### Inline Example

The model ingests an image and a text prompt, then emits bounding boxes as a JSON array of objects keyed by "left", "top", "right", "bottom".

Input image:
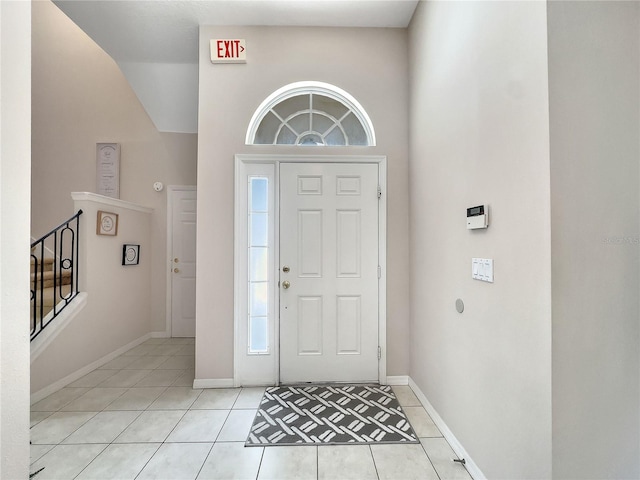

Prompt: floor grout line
[{"left": 31, "top": 340, "right": 471, "bottom": 480}]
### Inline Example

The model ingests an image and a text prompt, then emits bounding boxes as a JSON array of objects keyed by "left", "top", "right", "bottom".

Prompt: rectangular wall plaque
[{"left": 96, "top": 143, "right": 120, "bottom": 198}]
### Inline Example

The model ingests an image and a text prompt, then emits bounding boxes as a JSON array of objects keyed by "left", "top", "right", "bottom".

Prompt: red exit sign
[{"left": 210, "top": 39, "right": 247, "bottom": 64}]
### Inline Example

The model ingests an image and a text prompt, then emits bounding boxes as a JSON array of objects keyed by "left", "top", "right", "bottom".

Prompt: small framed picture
[
  {"left": 96, "top": 210, "right": 118, "bottom": 236},
  {"left": 122, "top": 244, "right": 140, "bottom": 265}
]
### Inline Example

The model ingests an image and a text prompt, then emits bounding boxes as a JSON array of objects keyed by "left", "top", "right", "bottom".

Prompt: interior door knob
[
  {"left": 173, "top": 268, "right": 180, "bottom": 273},
  {"left": 282, "top": 280, "right": 290, "bottom": 289}
]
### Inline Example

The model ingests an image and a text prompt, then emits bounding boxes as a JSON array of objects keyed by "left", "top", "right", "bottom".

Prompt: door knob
[
  {"left": 173, "top": 268, "right": 180, "bottom": 273},
  {"left": 282, "top": 280, "right": 290, "bottom": 289}
]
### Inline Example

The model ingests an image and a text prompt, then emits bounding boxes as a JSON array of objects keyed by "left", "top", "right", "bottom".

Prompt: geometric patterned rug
[{"left": 245, "top": 384, "right": 419, "bottom": 446}]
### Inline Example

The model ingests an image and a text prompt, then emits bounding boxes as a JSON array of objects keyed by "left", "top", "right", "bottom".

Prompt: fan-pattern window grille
[{"left": 246, "top": 82, "right": 375, "bottom": 146}]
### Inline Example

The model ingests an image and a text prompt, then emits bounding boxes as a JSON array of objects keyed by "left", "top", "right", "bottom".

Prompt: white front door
[
  {"left": 279, "top": 163, "right": 379, "bottom": 383},
  {"left": 170, "top": 187, "right": 197, "bottom": 337}
]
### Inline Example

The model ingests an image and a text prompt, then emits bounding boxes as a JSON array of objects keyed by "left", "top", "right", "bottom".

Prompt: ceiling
[
  {"left": 52, "top": 0, "right": 419, "bottom": 133},
  {"left": 53, "top": 0, "right": 420, "bottom": 64}
]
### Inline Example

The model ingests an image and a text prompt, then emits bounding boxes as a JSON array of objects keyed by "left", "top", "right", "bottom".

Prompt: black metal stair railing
[{"left": 30, "top": 210, "right": 83, "bottom": 341}]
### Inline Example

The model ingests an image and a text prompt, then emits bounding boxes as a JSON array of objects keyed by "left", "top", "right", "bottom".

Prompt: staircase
[
  {"left": 30, "top": 255, "right": 72, "bottom": 318},
  {"left": 30, "top": 210, "right": 82, "bottom": 341}
]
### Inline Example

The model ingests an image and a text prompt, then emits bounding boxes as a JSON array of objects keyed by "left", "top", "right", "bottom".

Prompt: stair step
[
  {"left": 31, "top": 269, "right": 72, "bottom": 288},
  {"left": 31, "top": 286, "right": 73, "bottom": 330},
  {"left": 31, "top": 284, "right": 73, "bottom": 310},
  {"left": 30, "top": 257, "right": 54, "bottom": 273}
]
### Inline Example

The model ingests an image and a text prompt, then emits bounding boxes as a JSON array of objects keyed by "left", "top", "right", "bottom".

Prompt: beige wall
[
  {"left": 31, "top": 195, "right": 153, "bottom": 394},
  {"left": 24, "top": 1, "right": 640, "bottom": 476},
  {"left": 548, "top": 2, "right": 640, "bottom": 477},
  {"left": 0, "top": 1, "right": 32, "bottom": 477},
  {"left": 196, "top": 26, "right": 410, "bottom": 381},
  {"left": 31, "top": 1, "right": 198, "bottom": 334},
  {"left": 408, "top": 2, "right": 552, "bottom": 478}
]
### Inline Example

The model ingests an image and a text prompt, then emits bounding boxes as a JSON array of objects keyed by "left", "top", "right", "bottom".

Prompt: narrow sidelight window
[{"left": 248, "top": 177, "right": 269, "bottom": 353}]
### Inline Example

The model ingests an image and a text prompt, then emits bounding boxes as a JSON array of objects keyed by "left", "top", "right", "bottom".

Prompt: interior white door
[
  {"left": 171, "top": 188, "right": 197, "bottom": 337},
  {"left": 280, "top": 163, "right": 379, "bottom": 383}
]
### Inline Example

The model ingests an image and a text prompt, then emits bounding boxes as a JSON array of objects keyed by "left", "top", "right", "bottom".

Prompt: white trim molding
[
  {"left": 234, "top": 160, "right": 278, "bottom": 387},
  {"left": 71, "top": 191, "right": 153, "bottom": 213},
  {"left": 408, "top": 377, "right": 486, "bottom": 480},
  {"left": 245, "top": 81, "right": 376, "bottom": 146},
  {"left": 31, "top": 332, "right": 152, "bottom": 404},
  {"left": 234, "top": 154, "right": 387, "bottom": 386},
  {"left": 386, "top": 375, "right": 409, "bottom": 386},
  {"left": 193, "top": 378, "right": 235, "bottom": 389}
]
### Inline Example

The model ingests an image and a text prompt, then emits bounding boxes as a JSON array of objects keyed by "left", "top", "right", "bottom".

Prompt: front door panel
[{"left": 280, "top": 163, "right": 379, "bottom": 383}]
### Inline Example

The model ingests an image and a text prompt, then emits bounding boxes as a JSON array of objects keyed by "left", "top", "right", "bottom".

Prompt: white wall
[
  {"left": 31, "top": 194, "right": 153, "bottom": 394},
  {"left": 0, "top": 1, "right": 31, "bottom": 477},
  {"left": 548, "top": 2, "right": 640, "bottom": 477},
  {"left": 119, "top": 62, "right": 199, "bottom": 133},
  {"left": 408, "top": 2, "right": 552, "bottom": 478},
  {"left": 31, "top": 0, "right": 198, "bottom": 335},
  {"left": 196, "top": 26, "right": 410, "bottom": 382}
]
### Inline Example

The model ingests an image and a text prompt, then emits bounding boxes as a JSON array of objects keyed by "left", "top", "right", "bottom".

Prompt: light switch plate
[{"left": 472, "top": 258, "right": 494, "bottom": 283}]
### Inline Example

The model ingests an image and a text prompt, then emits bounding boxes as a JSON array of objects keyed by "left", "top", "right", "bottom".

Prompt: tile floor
[{"left": 30, "top": 337, "right": 472, "bottom": 480}]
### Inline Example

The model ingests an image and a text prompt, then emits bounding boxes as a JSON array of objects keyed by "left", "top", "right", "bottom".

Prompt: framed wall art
[
  {"left": 96, "top": 143, "right": 120, "bottom": 199},
  {"left": 122, "top": 244, "right": 140, "bottom": 265},
  {"left": 96, "top": 210, "right": 118, "bottom": 236}
]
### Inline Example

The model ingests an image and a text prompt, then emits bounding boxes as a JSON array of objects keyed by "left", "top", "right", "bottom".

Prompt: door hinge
[
  {"left": 378, "top": 346, "right": 382, "bottom": 360},
  {"left": 377, "top": 265, "right": 381, "bottom": 279},
  {"left": 377, "top": 185, "right": 382, "bottom": 199}
]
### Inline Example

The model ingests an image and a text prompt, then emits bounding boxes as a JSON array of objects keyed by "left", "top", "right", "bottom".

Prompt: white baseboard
[
  {"left": 386, "top": 375, "right": 409, "bottom": 385},
  {"left": 193, "top": 378, "right": 235, "bottom": 389},
  {"left": 151, "top": 331, "right": 170, "bottom": 338},
  {"left": 408, "top": 377, "right": 486, "bottom": 480},
  {"left": 31, "top": 332, "right": 152, "bottom": 404}
]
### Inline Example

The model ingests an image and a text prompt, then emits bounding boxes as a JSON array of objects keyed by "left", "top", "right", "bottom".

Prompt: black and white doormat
[{"left": 245, "top": 385, "right": 419, "bottom": 446}]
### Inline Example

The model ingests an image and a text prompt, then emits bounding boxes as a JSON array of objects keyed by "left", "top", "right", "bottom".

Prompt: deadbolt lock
[
  {"left": 282, "top": 265, "right": 290, "bottom": 273},
  {"left": 174, "top": 258, "right": 179, "bottom": 263}
]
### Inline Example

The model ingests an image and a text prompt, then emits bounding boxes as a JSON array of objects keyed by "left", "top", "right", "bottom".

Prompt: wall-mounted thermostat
[{"left": 467, "top": 205, "right": 489, "bottom": 229}]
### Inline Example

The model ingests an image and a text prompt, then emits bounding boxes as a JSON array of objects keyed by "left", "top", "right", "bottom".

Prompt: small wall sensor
[
  {"left": 153, "top": 182, "right": 164, "bottom": 192},
  {"left": 467, "top": 205, "right": 489, "bottom": 229}
]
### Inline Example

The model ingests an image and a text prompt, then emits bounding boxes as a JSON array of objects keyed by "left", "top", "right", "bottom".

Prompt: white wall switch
[{"left": 472, "top": 258, "right": 494, "bottom": 283}]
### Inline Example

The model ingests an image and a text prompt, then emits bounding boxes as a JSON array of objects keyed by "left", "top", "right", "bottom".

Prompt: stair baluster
[{"left": 30, "top": 210, "right": 83, "bottom": 341}]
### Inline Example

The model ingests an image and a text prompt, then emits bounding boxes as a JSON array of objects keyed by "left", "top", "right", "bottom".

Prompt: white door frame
[
  {"left": 234, "top": 154, "right": 387, "bottom": 386},
  {"left": 166, "top": 185, "right": 197, "bottom": 337}
]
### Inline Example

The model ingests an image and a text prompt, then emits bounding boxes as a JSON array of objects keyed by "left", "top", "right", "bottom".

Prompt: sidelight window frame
[{"left": 234, "top": 155, "right": 387, "bottom": 387}]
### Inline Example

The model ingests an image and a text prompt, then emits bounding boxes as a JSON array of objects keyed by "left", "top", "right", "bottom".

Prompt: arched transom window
[{"left": 246, "top": 82, "right": 376, "bottom": 146}]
